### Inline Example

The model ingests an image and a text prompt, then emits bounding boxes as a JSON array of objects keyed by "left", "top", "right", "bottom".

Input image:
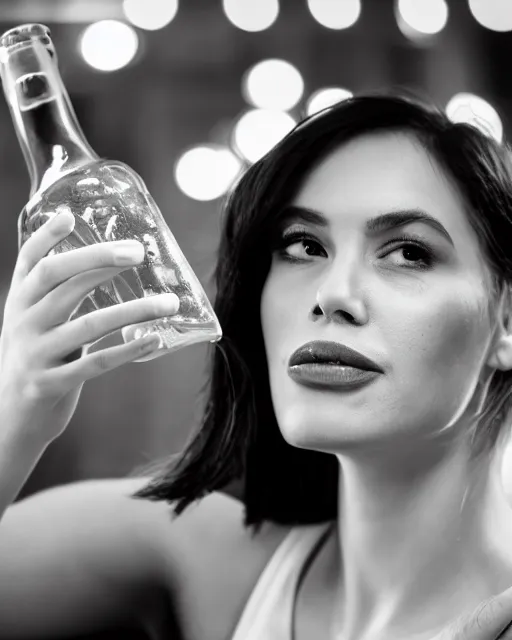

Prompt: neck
[
  {"left": 329, "top": 438, "right": 512, "bottom": 640},
  {"left": 0, "top": 36, "right": 98, "bottom": 196},
  {"left": 15, "top": 94, "right": 98, "bottom": 195}
]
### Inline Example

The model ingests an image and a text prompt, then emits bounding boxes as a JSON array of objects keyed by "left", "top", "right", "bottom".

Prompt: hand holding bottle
[{"left": 0, "top": 209, "right": 179, "bottom": 445}]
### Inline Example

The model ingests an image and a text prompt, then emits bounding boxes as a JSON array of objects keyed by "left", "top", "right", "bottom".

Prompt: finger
[
  {"left": 17, "top": 238, "right": 145, "bottom": 310},
  {"left": 12, "top": 210, "right": 76, "bottom": 287},
  {"left": 35, "top": 333, "right": 165, "bottom": 395},
  {"left": 40, "top": 293, "right": 180, "bottom": 359},
  {"left": 27, "top": 265, "right": 135, "bottom": 329},
  {"left": 440, "top": 586, "right": 512, "bottom": 640}
]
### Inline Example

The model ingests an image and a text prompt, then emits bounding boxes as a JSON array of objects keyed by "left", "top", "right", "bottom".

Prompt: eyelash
[{"left": 274, "top": 230, "right": 435, "bottom": 270}]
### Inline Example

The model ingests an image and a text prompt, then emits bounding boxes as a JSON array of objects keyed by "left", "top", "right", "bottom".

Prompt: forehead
[{"left": 293, "top": 131, "right": 468, "bottom": 231}]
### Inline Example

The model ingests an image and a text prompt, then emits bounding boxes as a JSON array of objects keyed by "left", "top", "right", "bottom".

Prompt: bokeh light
[
  {"left": 243, "top": 59, "right": 304, "bottom": 111},
  {"left": 174, "top": 145, "right": 242, "bottom": 201},
  {"left": 396, "top": 0, "right": 448, "bottom": 37},
  {"left": 122, "top": 0, "right": 178, "bottom": 31},
  {"left": 80, "top": 21, "right": 139, "bottom": 71},
  {"left": 468, "top": 0, "right": 512, "bottom": 32},
  {"left": 223, "top": 0, "right": 279, "bottom": 32},
  {"left": 446, "top": 93, "right": 503, "bottom": 143},
  {"left": 306, "top": 87, "right": 353, "bottom": 115},
  {"left": 307, "top": 0, "right": 361, "bottom": 29},
  {"left": 233, "top": 109, "right": 296, "bottom": 163}
]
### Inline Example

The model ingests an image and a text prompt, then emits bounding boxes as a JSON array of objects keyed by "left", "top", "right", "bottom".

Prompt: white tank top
[{"left": 230, "top": 521, "right": 334, "bottom": 640}]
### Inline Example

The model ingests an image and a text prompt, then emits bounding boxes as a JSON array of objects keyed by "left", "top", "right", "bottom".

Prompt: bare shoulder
[
  {"left": 123, "top": 478, "right": 293, "bottom": 640},
  {"left": 0, "top": 475, "right": 185, "bottom": 637}
]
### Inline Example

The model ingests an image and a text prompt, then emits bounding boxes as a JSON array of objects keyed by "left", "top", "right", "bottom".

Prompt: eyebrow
[{"left": 279, "top": 205, "right": 454, "bottom": 247}]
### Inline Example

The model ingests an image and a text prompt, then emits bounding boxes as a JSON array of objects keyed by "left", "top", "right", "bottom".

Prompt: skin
[{"left": 260, "top": 131, "right": 512, "bottom": 640}]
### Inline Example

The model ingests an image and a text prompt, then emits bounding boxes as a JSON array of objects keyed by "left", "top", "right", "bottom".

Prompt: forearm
[{"left": 0, "top": 411, "right": 50, "bottom": 523}]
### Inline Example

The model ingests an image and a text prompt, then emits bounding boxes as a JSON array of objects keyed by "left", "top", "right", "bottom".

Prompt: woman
[{"left": 1, "top": 92, "right": 512, "bottom": 640}]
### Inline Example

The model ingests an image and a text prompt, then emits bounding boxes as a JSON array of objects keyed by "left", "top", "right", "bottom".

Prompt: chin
[
  {"left": 276, "top": 403, "right": 398, "bottom": 455},
  {"left": 278, "top": 412, "right": 349, "bottom": 453}
]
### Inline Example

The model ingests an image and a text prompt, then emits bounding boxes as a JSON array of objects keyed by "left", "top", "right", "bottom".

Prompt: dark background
[{"left": 0, "top": 0, "right": 512, "bottom": 499}]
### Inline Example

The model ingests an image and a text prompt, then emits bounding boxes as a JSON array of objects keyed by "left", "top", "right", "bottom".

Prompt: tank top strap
[{"left": 230, "top": 521, "right": 333, "bottom": 640}]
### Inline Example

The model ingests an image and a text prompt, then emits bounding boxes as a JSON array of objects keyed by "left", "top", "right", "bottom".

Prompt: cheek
[
  {"left": 260, "top": 272, "right": 295, "bottom": 349},
  {"left": 389, "top": 290, "right": 489, "bottom": 385}
]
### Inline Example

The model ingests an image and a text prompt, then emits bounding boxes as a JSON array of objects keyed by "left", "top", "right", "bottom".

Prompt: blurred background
[{"left": 1, "top": 0, "right": 512, "bottom": 500}]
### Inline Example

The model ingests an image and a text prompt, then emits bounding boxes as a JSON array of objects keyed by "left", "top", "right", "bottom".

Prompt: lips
[{"left": 288, "top": 340, "right": 383, "bottom": 373}]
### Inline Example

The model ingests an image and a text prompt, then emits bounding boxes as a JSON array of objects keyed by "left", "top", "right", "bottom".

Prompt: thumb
[{"left": 438, "top": 586, "right": 512, "bottom": 640}]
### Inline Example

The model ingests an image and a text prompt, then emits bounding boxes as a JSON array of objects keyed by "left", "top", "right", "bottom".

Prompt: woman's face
[{"left": 260, "top": 131, "right": 498, "bottom": 455}]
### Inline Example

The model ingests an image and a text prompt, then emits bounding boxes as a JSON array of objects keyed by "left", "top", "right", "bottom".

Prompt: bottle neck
[{"left": 0, "top": 37, "right": 98, "bottom": 195}]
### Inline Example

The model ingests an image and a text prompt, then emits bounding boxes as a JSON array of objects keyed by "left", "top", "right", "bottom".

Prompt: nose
[{"left": 312, "top": 252, "right": 369, "bottom": 325}]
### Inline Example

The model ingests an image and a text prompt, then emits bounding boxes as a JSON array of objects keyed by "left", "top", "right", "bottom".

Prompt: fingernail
[
  {"left": 150, "top": 334, "right": 163, "bottom": 350},
  {"left": 114, "top": 240, "right": 145, "bottom": 264},
  {"left": 52, "top": 210, "right": 75, "bottom": 230},
  {"left": 156, "top": 293, "right": 179, "bottom": 313},
  {"left": 138, "top": 332, "right": 163, "bottom": 349}
]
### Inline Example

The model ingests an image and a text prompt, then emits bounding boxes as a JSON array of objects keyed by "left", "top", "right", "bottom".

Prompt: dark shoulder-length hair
[{"left": 132, "top": 91, "right": 512, "bottom": 531}]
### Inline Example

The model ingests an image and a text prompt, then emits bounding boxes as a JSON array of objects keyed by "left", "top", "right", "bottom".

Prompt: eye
[
  {"left": 385, "top": 236, "right": 435, "bottom": 269},
  {"left": 275, "top": 232, "right": 326, "bottom": 261},
  {"left": 274, "top": 230, "right": 435, "bottom": 270}
]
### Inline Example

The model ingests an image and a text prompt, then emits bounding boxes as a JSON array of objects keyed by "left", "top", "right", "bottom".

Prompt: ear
[
  {"left": 487, "top": 334, "right": 512, "bottom": 371},
  {"left": 487, "top": 290, "right": 512, "bottom": 371}
]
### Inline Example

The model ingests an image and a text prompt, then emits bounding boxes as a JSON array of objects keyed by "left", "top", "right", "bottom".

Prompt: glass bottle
[{"left": 0, "top": 23, "right": 222, "bottom": 362}]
